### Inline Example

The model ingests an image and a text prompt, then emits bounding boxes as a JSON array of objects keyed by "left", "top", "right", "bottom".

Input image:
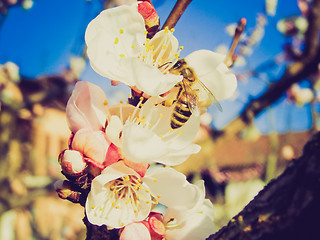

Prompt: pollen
[
  {"left": 114, "top": 37, "right": 119, "bottom": 44},
  {"left": 164, "top": 26, "right": 169, "bottom": 33},
  {"left": 179, "top": 46, "right": 184, "bottom": 50},
  {"left": 131, "top": 45, "right": 135, "bottom": 49},
  {"left": 112, "top": 202, "right": 116, "bottom": 207},
  {"left": 115, "top": 205, "right": 120, "bottom": 209},
  {"left": 119, "top": 29, "right": 124, "bottom": 34},
  {"left": 145, "top": 189, "right": 149, "bottom": 193},
  {"left": 157, "top": 194, "right": 161, "bottom": 198},
  {"left": 170, "top": 28, "right": 175, "bottom": 32},
  {"left": 153, "top": 178, "right": 157, "bottom": 183},
  {"left": 104, "top": 100, "right": 108, "bottom": 106}
]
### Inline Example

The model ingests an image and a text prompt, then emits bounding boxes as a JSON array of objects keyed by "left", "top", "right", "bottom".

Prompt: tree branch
[
  {"left": 208, "top": 131, "right": 320, "bottom": 240},
  {"left": 161, "top": 0, "right": 192, "bottom": 30}
]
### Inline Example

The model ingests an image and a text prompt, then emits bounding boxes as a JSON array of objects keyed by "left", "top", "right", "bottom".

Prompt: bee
[{"left": 166, "top": 59, "right": 222, "bottom": 129}]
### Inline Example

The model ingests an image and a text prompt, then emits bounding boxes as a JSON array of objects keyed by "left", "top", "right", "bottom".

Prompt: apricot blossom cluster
[{"left": 55, "top": 2, "right": 237, "bottom": 240}]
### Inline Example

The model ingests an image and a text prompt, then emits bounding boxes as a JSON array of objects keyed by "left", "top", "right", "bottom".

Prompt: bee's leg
[{"left": 156, "top": 99, "right": 176, "bottom": 107}]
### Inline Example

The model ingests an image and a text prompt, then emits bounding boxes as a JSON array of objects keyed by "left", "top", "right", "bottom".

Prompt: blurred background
[{"left": 0, "top": 0, "right": 319, "bottom": 239}]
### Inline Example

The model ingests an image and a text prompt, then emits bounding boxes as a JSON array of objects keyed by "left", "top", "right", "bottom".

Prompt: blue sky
[{"left": 0, "top": 0, "right": 313, "bottom": 134}]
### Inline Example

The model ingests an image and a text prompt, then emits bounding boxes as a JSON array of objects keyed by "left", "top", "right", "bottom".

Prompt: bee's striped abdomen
[{"left": 170, "top": 94, "right": 192, "bottom": 129}]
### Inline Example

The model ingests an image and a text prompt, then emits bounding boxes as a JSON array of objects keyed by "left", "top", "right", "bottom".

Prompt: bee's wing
[
  {"left": 181, "top": 78, "right": 200, "bottom": 114},
  {"left": 195, "top": 79, "right": 223, "bottom": 112}
]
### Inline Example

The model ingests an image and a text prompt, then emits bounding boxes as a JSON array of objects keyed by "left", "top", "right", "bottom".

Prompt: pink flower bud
[{"left": 60, "top": 149, "right": 87, "bottom": 176}]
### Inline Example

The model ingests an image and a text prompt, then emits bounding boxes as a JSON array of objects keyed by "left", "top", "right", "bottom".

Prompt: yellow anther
[
  {"left": 146, "top": 201, "right": 150, "bottom": 204},
  {"left": 145, "top": 189, "right": 149, "bottom": 193},
  {"left": 119, "top": 29, "right": 124, "bottom": 34},
  {"left": 104, "top": 100, "right": 109, "bottom": 106},
  {"left": 120, "top": 100, "right": 124, "bottom": 104},
  {"left": 175, "top": 53, "right": 179, "bottom": 59},
  {"left": 157, "top": 194, "right": 161, "bottom": 198},
  {"left": 134, "top": 209, "right": 137, "bottom": 213},
  {"left": 131, "top": 45, "right": 135, "bottom": 49},
  {"left": 164, "top": 26, "right": 169, "bottom": 33},
  {"left": 153, "top": 178, "right": 157, "bottom": 183},
  {"left": 144, "top": 30, "right": 148, "bottom": 35},
  {"left": 114, "top": 37, "right": 119, "bottom": 44},
  {"left": 148, "top": 123, "right": 152, "bottom": 128},
  {"left": 110, "top": 186, "right": 115, "bottom": 190},
  {"left": 91, "top": 205, "right": 95, "bottom": 209},
  {"left": 154, "top": 200, "right": 159, "bottom": 204},
  {"left": 146, "top": 38, "right": 150, "bottom": 43},
  {"left": 169, "top": 128, "right": 173, "bottom": 132},
  {"left": 119, "top": 54, "right": 125, "bottom": 58},
  {"left": 121, "top": 222, "right": 125, "bottom": 227},
  {"left": 99, "top": 207, "right": 103, "bottom": 211},
  {"left": 159, "top": 135, "right": 163, "bottom": 138},
  {"left": 170, "top": 28, "right": 175, "bottom": 32},
  {"left": 162, "top": 45, "right": 167, "bottom": 50},
  {"left": 178, "top": 131, "right": 182, "bottom": 135},
  {"left": 139, "top": 97, "right": 144, "bottom": 101},
  {"left": 115, "top": 205, "right": 120, "bottom": 209},
  {"left": 112, "top": 202, "right": 116, "bottom": 207},
  {"left": 124, "top": 175, "right": 130, "bottom": 181},
  {"left": 179, "top": 46, "right": 184, "bottom": 50}
]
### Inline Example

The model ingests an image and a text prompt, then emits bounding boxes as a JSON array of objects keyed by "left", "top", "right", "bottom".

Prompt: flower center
[
  {"left": 113, "top": 26, "right": 183, "bottom": 74},
  {"left": 107, "top": 175, "right": 142, "bottom": 212}
]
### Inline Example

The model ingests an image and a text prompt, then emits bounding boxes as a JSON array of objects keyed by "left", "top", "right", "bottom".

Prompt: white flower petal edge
[
  {"left": 66, "top": 81, "right": 108, "bottom": 133},
  {"left": 86, "top": 161, "right": 152, "bottom": 228},
  {"left": 163, "top": 180, "right": 215, "bottom": 240},
  {"left": 185, "top": 49, "right": 237, "bottom": 101},
  {"left": 142, "top": 167, "right": 203, "bottom": 210},
  {"left": 165, "top": 199, "right": 215, "bottom": 240}
]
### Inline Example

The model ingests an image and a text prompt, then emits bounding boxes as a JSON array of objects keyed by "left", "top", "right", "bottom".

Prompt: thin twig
[
  {"left": 161, "top": 0, "right": 192, "bottom": 30},
  {"left": 225, "top": 18, "right": 247, "bottom": 68}
]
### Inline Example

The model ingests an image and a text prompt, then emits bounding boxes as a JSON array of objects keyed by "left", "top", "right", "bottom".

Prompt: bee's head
[{"left": 169, "top": 59, "right": 186, "bottom": 75}]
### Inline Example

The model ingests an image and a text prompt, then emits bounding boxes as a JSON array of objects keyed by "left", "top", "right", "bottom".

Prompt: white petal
[
  {"left": 66, "top": 81, "right": 108, "bottom": 133},
  {"left": 165, "top": 199, "right": 215, "bottom": 240},
  {"left": 121, "top": 122, "right": 168, "bottom": 163},
  {"left": 149, "top": 29, "right": 179, "bottom": 65},
  {"left": 165, "top": 112, "right": 200, "bottom": 150},
  {"left": 124, "top": 58, "right": 182, "bottom": 96},
  {"left": 85, "top": 5, "right": 146, "bottom": 83},
  {"left": 105, "top": 115, "right": 123, "bottom": 147},
  {"left": 185, "top": 49, "right": 237, "bottom": 100},
  {"left": 143, "top": 167, "right": 203, "bottom": 209},
  {"left": 160, "top": 144, "right": 201, "bottom": 166}
]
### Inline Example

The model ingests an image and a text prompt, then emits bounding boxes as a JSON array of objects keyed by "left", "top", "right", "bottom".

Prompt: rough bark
[{"left": 208, "top": 131, "right": 320, "bottom": 240}]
